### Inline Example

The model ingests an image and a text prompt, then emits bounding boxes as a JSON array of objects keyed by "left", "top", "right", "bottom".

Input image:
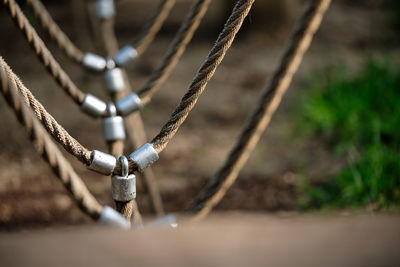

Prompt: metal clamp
[
  {"left": 82, "top": 53, "right": 106, "bottom": 72},
  {"left": 103, "top": 102, "right": 126, "bottom": 141},
  {"left": 104, "top": 67, "right": 125, "bottom": 93},
  {"left": 87, "top": 150, "right": 116, "bottom": 175},
  {"left": 111, "top": 156, "right": 136, "bottom": 201},
  {"left": 81, "top": 94, "right": 107, "bottom": 117},
  {"left": 115, "top": 92, "right": 142, "bottom": 116},
  {"left": 95, "top": 0, "right": 115, "bottom": 19},
  {"left": 114, "top": 46, "right": 137, "bottom": 67},
  {"left": 98, "top": 206, "right": 130, "bottom": 229},
  {"left": 129, "top": 143, "right": 159, "bottom": 172},
  {"left": 148, "top": 214, "right": 178, "bottom": 229}
]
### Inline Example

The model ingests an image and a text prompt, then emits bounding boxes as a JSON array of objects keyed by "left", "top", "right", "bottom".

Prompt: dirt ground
[{"left": 0, "top": 0, "right": 399, "bottom": 228}]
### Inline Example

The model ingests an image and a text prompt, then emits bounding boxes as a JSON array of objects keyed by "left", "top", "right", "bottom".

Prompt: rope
[
  {"left": 26, "top": 0, "right": 175, "bottom": 60},
  {"left": 186, "top": 0, "right": 332, "bottom": 219},
  {"left": 0, "top": 56, "right": 103, "bottom": 220},
  {"left": 134, "top": 0, "right": 176, "bottom": 55},
  {"left": 26, "top": 0, "right": 85, "bottom": 63},
  {"left": 2, "top": 0, "right": 86, "bottom": 105},
  {"left": 138, "top": 0, "right": 212, "bottom": 105},
  {"left": 0, "top": 58, "right": 92, "bottom": 165},
  {"left": 150, "top": 0, "right": 255, "bottom": 152}
]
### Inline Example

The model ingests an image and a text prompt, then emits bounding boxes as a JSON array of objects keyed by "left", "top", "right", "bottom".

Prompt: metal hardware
[
  {"left": 104, "top": 68, "right": 125, "bottom": 93},
  {"left": 82, "top": 53, "right": 106, "bottom": 72},
  {"left": 148, "top": 214, "right": 178, "bottom": 229},
  {"left": 105, "top": 58, "right": 116, "bottom": 70},
  {"left": 98, "top": 206, "right": 130, "bottom": 229},
  {"left": 103, "top": 102, "right": 126, "bottom": 141},
  {"left": 114, "top": 45, "right": 137, "bottom": 67},
  {"left": 81, "top": 94, "right": 107, "bottom": 117},
  {"left": 120, "top": 155, "right": 129, "bottom": 177},
  {"left": 129, "top": 143, "right": 159, "bottom": 172},
  {"left": 111, "top": 174, "right": 136, "bottom": 201},
  {"left": 115, "top": 92, "right": 142, "bottom": 116},
  {"left": 111, "top": 156, "right": 136, "bottom": 201},
  {"left": 87, "top": 150, "right": 116, "bottom": 175},
  {"left": 95, "top": 0, "right": 115, "bottom": 19}
]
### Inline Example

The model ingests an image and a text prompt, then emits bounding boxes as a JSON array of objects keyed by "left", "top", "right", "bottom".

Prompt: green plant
[{"left": 297, "top": 59, "right": 400, "bottom": 209}]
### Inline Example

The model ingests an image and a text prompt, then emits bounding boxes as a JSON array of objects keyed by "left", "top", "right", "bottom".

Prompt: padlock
[
  {"left": 103, "top": 102, "right": 126, "bottom": 141},
  {"left": 111, "top": 174, "right": 136, "bottom": 201},
  {"left": 104, "top": 67, "right": 125, "bottom": 93},
  {"left": 111, "top": 156, "right": 136, "bottom": 201},
  {"left": 95, "top": 0, "right": 115, "bottom": 19},
  {"left": 114, "top": 46, "right": 137, "bottom": 67}
]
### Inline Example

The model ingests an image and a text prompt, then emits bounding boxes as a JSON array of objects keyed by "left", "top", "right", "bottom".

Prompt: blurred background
[{"left": 0, "top": 0, "right": 399, "bottom": 229}]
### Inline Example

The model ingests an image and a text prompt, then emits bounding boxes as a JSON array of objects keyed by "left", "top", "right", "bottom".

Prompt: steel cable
[
  {"left": 26, "top": 0, "right": 85, "bottom": 63},
  {"left": 150, "top": 0, "right": 255, "bottom": 153},
  {"left": 2, "top": 0, "right": 86, "bottom": 105},
  {"left": 0, "top": 56, "right": 103, "bottom": 220},
  {"left": 137, "top": 0, "right": 212, "bottom": 105},
  {"left": 186, "top": 0, "right": 332, "bottom": 219}
]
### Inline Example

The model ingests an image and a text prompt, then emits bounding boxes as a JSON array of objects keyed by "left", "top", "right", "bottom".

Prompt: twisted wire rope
[
  {"left": 26, "top": 0, "right": 85, "bottom": 63},
  {"left": 0, "top": 56, "right": 103, "bottom": 220},
  {"left": 150, "top": 0, "right": 255, "bottom": 152},
  {"left": 2, "top": 0, "right": 86, "bottom": 105},
  {"left": 186, "top": 0, "right": 332, "bottom": 219},
  {"left": 138, "top": 0, "right": 212, "bottom": 104}
]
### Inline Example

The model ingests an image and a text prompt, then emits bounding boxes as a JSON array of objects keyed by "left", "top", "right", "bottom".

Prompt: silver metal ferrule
[
  {"left": 82, "top": 53, "right": 106, "bottom": 72},
  {"left": 98, "top": 206, "right": 130, "bottom": 229},
  {"left": 104, "top": 68, "right": 125, "bottom": 93},
  {"left": 95, "top": 0, "right": 115, "bottom": 19},
  {"left": 111, "top": 174, "right": 136, "bottom": 201},
  {"left": 148, "top": 214, "right": 178, "bottom": 229},
  {"left": 81, "top": 94, "right": 107, "bottom": 117},
  {"left": 87, "top": 150, "right": 116, "bottom": 175},
  {"left": 103, "top": 102, "right": 126, "bottom": 141},
  {"left": 114, "top": 45, "right": 138, "bottom": 67},
  {"left": 129, "top": 143, "right": 159, "bottom": 172},
  {"left": 115, "top": 92, "right": 142, "bottom": 116}
]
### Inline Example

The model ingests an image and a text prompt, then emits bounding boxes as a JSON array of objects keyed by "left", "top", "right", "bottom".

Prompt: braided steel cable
[
  {"left": 26, "top": 0, "right": 85, "bottom": 63},
  {"left": 0, "top": 56, "right": 103, "bottom": 220},
  {"left": 133, "top": 0, "right": 176, "bottom": 55},
  {"left": 150, "top": 0, "right": 255, "bottom": 153},
  {"left": 2, "top": 0, "right": 86, "bottom": 105},
  {"left": 27, "top": 0, "right": 175, "bottom": 60},
  {"left": 14, "top": 73, "right": 92, "bottom": 165},
  {"left": 137, "top": 0, "right": 212, "bottom": 105},
  {"left": 186, "top": 0, "right": 332, "bottom": 219}
]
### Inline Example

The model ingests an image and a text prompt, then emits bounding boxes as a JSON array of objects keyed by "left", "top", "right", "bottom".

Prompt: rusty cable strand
[
  {"left": 2, "top": 0, "right": 86, "bottom": 105},
  {"left": 137, "top": 0, "right": 212, "bottom": 105},
  {"left": 150, "top": 0, "right": 255, "bottom": 153},
  {"left": 186, "top": 0, "right": 332, "bottom": 220},
  {"left": 0, "top": 56, "right": 103, "bottom": 220},
  {"left": 26, "top": 0, "right": 85, "bottom": 63}
]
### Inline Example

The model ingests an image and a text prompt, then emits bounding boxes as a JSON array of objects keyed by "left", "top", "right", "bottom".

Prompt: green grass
[{"left": 296, "top": 59, "right": 400, "bottom": 210}]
